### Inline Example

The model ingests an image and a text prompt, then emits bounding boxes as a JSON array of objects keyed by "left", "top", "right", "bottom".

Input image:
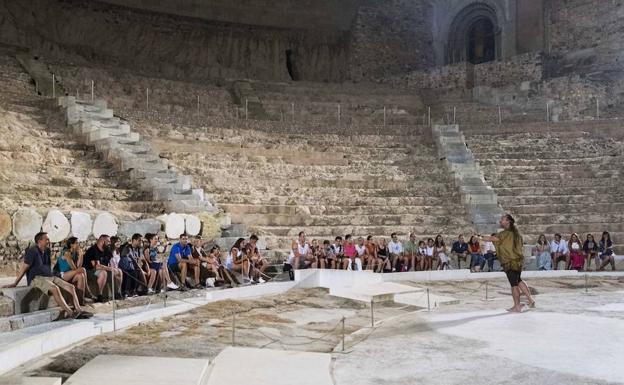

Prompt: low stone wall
[
  {"left": 404, "top": 62, "right": 471, "bottom": 90},
  {"left": 473, "top": 52, "right": 543, "bottom": 88}
]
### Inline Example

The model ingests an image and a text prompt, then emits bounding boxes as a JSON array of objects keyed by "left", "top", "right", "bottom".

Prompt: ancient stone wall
[
  {"left": 0, "top": 0, "right": 349, "bottom": 82},
  {"left": 473, "top": 52, "right": 543, "bottom": 88},
  {"left": 98, "top": 0, "right": 360, "bottom": 32},
  {"left": 546, "top": 0, "right": 624, "bottom": 78},
  {"left": 403, "top": 62, "right": 471, "bottom": 90},
  {"left": 347, "top": 0, "right": 435, "bottom": 82}
]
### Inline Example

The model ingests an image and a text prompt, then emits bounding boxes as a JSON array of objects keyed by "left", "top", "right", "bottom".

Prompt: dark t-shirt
[
  {"left": 452, "top": 241, "right": 468, "bottom": 254},
  {"left": 24, "top": 246, "right": 53, "bottom": 285},
  {"left": 84, "top": 244, "right": 108, "bottom": 270}
]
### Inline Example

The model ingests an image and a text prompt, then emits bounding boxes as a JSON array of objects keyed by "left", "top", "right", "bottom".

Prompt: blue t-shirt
[
  {"left": 452, "top": 241, "right": 468, "bottom": 254},
  {"left": 168, "top": 243, "right": 192, "bottom": 265}
]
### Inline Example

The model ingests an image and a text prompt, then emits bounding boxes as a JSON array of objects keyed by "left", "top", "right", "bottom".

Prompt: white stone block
[
  {"left": 165, "top": 213, "right": 185, "bottom": 239},
  {"left": 70, "top": 211, "right": 92, "bottom": 242},
  {"left": 42, "top": 210, "right": 71, "bottom": 243},
  {"left": 184, "top": 215, "right": 201, "bottom": 236},
  {"left": 12, "top": 208, "right": 43, "bottom": 242},
  {"left": 92, "top": 212, "right": 118, "bottom": 238}
]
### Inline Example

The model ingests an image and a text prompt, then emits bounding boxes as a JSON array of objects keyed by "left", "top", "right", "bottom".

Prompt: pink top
[{"left": 344, "top": 243, "right": 357, "bottom": 258}]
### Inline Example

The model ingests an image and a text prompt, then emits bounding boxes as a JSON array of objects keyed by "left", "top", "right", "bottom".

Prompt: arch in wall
[{"left": 446, "top": 3, "right": 501, "bottom": 64}]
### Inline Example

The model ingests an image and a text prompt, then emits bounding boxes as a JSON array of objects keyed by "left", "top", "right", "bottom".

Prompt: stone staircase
[
  {"left": 432, "top": 124, "right": 503, "bottom": 234},
  {"left": 465, "top": 127, "right": 624, "bottom": 253},
  {"left": 59, "top": 96, "right": 214, "bottom": 214},
  {"left": 0, "top": 47, "right": 165, "bottom": 221}
]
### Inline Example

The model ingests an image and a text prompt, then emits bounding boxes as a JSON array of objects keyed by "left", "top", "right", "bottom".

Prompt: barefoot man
[{"left": 480, "top": 214, "right": 535, "bottom": 313}]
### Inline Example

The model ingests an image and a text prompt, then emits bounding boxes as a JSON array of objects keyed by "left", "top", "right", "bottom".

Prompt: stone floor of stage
[{"left": 8, "top": 275, "right": 624, "bottom": 385}]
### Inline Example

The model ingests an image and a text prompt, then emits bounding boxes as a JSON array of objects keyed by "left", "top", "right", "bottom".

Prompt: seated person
[
  {"left": 451, "top": 234, "right": 469, "bottom": 269},
  {"left": 227, "top": 246, "right": 253, "bottom": 284},
  {"left": 550, "top": 233, "right": 570, "bottom": 270},
  {"left": 482, "top": 234, "right": 498, "bottom": 272},
  {"left": 56, "top": 236, "right": 93, "bottom": 303},
  {"left": 568, "top": 233, "right": 585, "bottom": 271},
  {"left": 468, "top": 235, "right": 484, "bottom": 272},
  {"left": 331, "top": 236, "right": 344, "bottom": 270},
  {"left": 249, "top": 234, "right": 269, "bottom": 281},
  {"left": 388, "top": 233, "right": 403, "bottom": 272},
  {"left": 533, "top": 234, "right": 551, "bottom": 271},
  {"left": 168, "top": 233, "right": 201, "bottom": 289},
  {"left": 84, "top": 234, "right": 116, "bottom": 301},
  {"left": 364, "top": 235, "right": 377, "bottom": 271},
  {"left": 119, "top": 234, "right": 145, "bottom": 297},
  {"left": 341, "top": 234, "right": 358, "bottom": 270},
  {"left": 106, "top": 236, "right": 125, "bottom": 298},
  {"left": 417, "top": 241, "right": 427, "bottom": 271},
  {"left": 434, "top": 234, "right": 450, "bottom": 270},
  {"left": 424, "top": 238, "right": 435, "bottom": 271},
  {"left": 355, "top": 237, "right": 367, "bottom": 271},
  {"left": 321, "top": 239, "right": 335, "bottom": 269},
  {"left": 583, "top": 234, "right": 600, "bottom": 271},
  {"left": 376, "top": 238, "right": 392, "bottom": 273},
  {"left": 402, "top": 233, "right": 418, "bottom": 272},
  {"left": 144, "top": 233, "right": 178, "bottom": 294},
  {"left": 598, "top": 231, "right": 616, "bottom": 271},
  {"left": 3, "top": 232, "right": 90, "bottom": 319}
]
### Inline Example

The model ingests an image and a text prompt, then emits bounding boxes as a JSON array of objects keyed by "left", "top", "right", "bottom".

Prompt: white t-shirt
[
  {"left": 484, "top": 241, "right": 496, "bottom": 253},
  {"left": 550, "top": 240, "right": 569, "bottom": 254},
  {"left": 425, "top": 246, "right": 434, "bottom": 257},
  {"left": 355, "top": 245, "right": 366, "bottom": 257},
  {"left": 288, "top": 241, "right": 310, "bottom": 264},
  {"left": 388, "top": 240, "right": 403, "bottom": 254}
]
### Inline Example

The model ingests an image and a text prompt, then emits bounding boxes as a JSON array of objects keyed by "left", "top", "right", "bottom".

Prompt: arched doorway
[
  {"left": 446, "top": 3, "right": 500, "bottom": 64},
  {"left": 467, "top": 18, "right": 496, "bottom": 64}
]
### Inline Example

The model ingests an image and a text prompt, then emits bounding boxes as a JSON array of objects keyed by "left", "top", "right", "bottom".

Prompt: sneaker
[
  {"left": 147, "top": 288, "right": 155, "bottom": 295},
  {"left": 258, "top": 277, "right": 266, "bottom": 284},
  {"left": 167, "top": 282, "right": 179, "bottom": 290},
  {"left": 160, "top": 289, "right": 166, "bottom": 293}
]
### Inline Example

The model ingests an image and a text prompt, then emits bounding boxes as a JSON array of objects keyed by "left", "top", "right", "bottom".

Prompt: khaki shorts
[{"left": 32, "top": 276, "right": 75, "bottom": 294}]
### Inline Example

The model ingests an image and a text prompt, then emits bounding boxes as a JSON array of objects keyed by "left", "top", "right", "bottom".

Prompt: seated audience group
[
  {"left": 285, "top": 231, "right": 499, "bottom": 273},
  {"left": 3, "top": 229, "right": 617, "bottom": 319},
  {"left": 2, "top": 231, "right": 270, "bottom": 319},
  {"left": 533, "top": 231, "right": 616, "bottom": 271}
]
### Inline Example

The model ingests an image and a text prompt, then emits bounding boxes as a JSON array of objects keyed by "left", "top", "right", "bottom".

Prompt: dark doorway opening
[
  {"left": 467, "top": 18, "right": 496, "bottom": 64},
  {"left": 285, "top": 49, "right": 299, "bottom": 81}
]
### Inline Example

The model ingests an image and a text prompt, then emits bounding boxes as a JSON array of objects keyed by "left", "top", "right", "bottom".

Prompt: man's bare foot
[
  {"left": 506, "top": 306, "right": 522, "bottom": 313},
  {"left": 528, "top": 300, "right": 536, "bottom": 309}
]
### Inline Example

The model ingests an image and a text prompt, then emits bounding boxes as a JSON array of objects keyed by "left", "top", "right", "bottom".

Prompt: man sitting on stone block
[
  {"left": 119, "top": 233, "right": 145, "bottom": 297},
  {"left": 84, "top": 234, "right": 118, "bottom": 302},
  {"left": 168, "top": 233, "right": 202, "bottom": 289},
  {"left": 2, "top": 232, "right": 91, "bottom": 319},
  {"left": 451, "top": 234, "right": 469, "bottom": 269},
  {"left": 388, "top": 233, "right": 403, "bottom": 272},
  {"left": 550, "top": 233, "right": 570, "bottom": 270}
]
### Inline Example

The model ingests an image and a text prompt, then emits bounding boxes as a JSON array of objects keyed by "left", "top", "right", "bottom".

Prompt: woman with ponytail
[{"left": 481, "top": 214, "right": 535, "bottom": 312}]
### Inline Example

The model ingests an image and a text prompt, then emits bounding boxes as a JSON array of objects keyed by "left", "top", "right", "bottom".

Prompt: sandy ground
[{"left": 8, "top": 275, "right": 624, "bottom": 384}]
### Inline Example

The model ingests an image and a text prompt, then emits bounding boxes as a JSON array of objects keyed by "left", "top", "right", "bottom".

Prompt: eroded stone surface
[
  {"left": 12, "top": 208, "right": 43, "bottom": 242},
  {"left": 0, "top": 211, "right": 11, "bottom": 240},
  {"left": 92, "top": 212, "right": 118, "bottom": 238},
  {"left": 165, "top": 213, "right": 185, "bottom": 239},
  {"left": 70, "top": 211, "right": 93, "bottom": 242},
  {"left": 42, "top": 209, "right": 71, "bottom": 243},
  {"left": 184, "top": 215, "right": 201, "bottom": 236}
]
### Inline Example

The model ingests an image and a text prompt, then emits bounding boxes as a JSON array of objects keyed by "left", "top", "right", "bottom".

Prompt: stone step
[
  {"left": 483, "top": 170, "right": 621, "bottom": 180},
  {"left": 230, "top": 213, "right": 470, "bottom": 227},
  {"left": 206, "top": 186, "right": 461, "bottom": 199},
  {"left": 510, "top": 203, "right": 624, "bottom": 214},
  {"left": 252, "top": 224, "right": 475, "bottom": 238},
  {"left": 489, "top": 177, "right": 622, "bottom": 188},
  {"left": 513, "top": 213, "right": 624, "bottom": 225},
  {"left": 210, "top": 194, "right": 457, "bottom": 206},
  {"left": 498, "top": 194, "right": 623, "bottom": 206},
  {"left": 219, "top": 203, "right": 467, "bottom": 216},
  {"left": 495, "top": 186, "right": 621, "bottom": 196},
  {"left": 0, "top": 184, "right": 150, "bottom": 201}
]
